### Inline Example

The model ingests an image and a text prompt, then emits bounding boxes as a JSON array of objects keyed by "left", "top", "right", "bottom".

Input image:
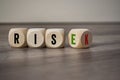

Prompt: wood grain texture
[{"left": 0, "top": 24, "right": 120, "bottom": 80}]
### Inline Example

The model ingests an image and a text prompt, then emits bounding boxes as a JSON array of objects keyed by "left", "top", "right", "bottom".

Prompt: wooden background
[{"left": 0, "top": 23, "right": 120, "bottom": 80}]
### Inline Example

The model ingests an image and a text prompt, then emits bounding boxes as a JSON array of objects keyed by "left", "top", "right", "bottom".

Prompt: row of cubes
[{"left": 8, "top": 28, "right": 92, "bottom": 48}]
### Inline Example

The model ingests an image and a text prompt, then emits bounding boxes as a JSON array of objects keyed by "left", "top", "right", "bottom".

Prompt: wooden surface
[{"left": 0, "top": 24, "right": 120, "bottom": 80}]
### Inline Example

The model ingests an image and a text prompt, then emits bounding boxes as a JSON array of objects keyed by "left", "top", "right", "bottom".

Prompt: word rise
[{"left": 8, "top": 28, "right": 92, "bottom": 48}]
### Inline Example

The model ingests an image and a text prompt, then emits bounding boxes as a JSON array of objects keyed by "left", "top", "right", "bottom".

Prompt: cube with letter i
[{"left": 27, "top": 28, "right": 45, "bottom": 48}]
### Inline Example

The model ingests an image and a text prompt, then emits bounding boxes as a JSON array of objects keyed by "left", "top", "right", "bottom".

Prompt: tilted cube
[{"left": 68, "top": 29, "right": 92, "bottom": 48}]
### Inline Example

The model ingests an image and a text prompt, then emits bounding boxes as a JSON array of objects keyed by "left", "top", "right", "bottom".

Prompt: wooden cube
[
  {"left": 68, "top": 29, "right": 92, "bottom": 48},
  {"left": 8, "top": 28, "right": 28, "bottom": 48},
  {"left": 45, "top": 28, "right": 65, "bottom": 48},
  {"left": 27, "top": 28, "right": 45, "bottom": 48}
]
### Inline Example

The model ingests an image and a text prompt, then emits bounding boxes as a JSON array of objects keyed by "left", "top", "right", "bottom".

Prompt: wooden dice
[
  {"left": 8, "top": 28, "right": 28, "bottom": 48},
  {"left": 27, "top": 28, "right": 45, "bottom": 48},
  {"left": 45, "top": 29, "right": 65, "bottom": 48},
  {"left": 8, "top": 28, "right": 92, "bottom": 48},
  {"left": 68, "top": 29, "right": 92, "bottom": 48}
]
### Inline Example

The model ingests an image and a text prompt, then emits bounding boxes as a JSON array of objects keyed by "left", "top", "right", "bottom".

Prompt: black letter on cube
[
  {"left": 51, "top": 34, "right": 56, "bottom": 45},
  {"left": 14, "top": 33, "right": 19, "bottom": 44}
]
